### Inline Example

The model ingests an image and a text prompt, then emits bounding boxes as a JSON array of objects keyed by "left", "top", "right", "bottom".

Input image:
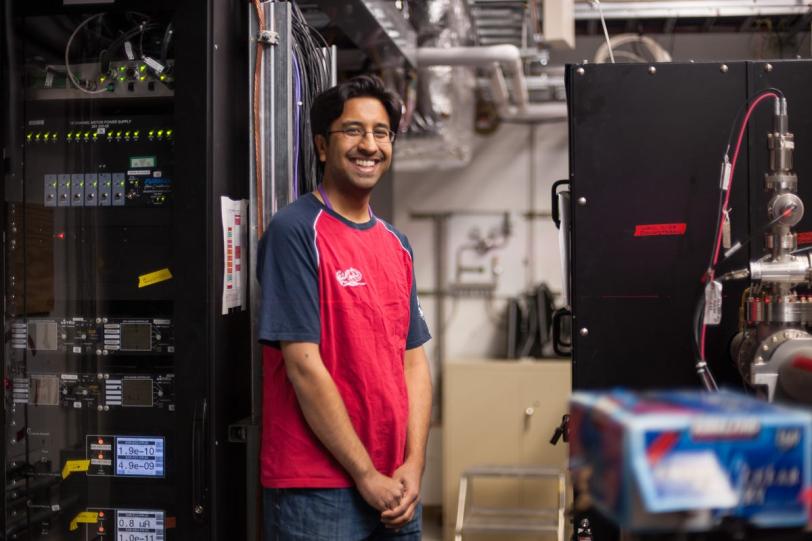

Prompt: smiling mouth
[{"left": 350, "top": 157, "right": 380, "bottom": 167}]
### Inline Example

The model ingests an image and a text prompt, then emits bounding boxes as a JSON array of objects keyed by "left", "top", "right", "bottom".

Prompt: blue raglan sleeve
[
  {"left": 256, "top": 212, "right": 320, "bottom": 347},
  {"left": 404, "top": 238, "right": 431, "bottom": 350}
]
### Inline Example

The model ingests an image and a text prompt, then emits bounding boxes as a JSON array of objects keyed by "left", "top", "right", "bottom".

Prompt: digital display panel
[
  {"left": 115, "top": 437, "right": 164, "bottom": 477},
  {"left": 129, "top": 156, "right": 157, "bottom": 168},
  {"left": 120, "top": 323, "right": 151, "bottom": 351},
  {"left": 122, "top": 378, "right": 153, "bottom": 407},
  {"left": 115, "top": 509, "right": 165, "bottom": 541}
]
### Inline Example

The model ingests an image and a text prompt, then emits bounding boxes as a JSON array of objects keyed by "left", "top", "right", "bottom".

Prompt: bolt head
[
  {"left": 577, "top": 197, "right": 587, "bottom": 206},
  {"left": 576, "top": 66, "right": 585, "bottom": 76},
  {"left": 764, "top": 63, "right": 773, "bottom": 72},
  {"left": 579, "top": 327, "right": 589, "bottom": 337},
  {"left": 648, "top": 66, "right": 657, "bottom": 75},
  {"left": 720, "top": 64, "right": 729, "bottom": 73}
]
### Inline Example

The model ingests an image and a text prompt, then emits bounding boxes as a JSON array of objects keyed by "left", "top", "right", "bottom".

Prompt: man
[{"left": 257, "top": 75, "right": 432, "bottom": 540}]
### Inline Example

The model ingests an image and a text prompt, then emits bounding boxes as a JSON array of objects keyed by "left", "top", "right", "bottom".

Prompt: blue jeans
[{"left": 263, "top": 488, "right": 422, "bottom": 541}]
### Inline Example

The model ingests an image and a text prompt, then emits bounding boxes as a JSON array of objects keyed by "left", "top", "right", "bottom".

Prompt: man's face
[{"left": 316, "top": 97, "right": 393, "bottom": 193}]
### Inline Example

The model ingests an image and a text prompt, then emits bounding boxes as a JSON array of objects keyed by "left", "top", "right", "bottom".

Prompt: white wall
[{"left": 395, "top": 122, "right": 569, "bottom": 364}]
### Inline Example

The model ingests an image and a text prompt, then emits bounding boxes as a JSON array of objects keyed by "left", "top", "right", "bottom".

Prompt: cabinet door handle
[{"left": 524, "top": 407, "right": 535, "bottom": 430}]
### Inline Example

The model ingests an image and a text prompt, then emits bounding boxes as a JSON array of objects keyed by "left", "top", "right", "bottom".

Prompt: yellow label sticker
[
  {"left": 69, "top": 511, "right": 99, "bottom": 531},
  {"left": 138, "top": 268, "right": 173, "bottom": 288},
  {"left": 61, "top": 459, "right": 90, "bottom": 479}
]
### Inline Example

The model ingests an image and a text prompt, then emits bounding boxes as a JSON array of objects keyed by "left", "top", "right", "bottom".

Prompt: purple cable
[{"left": 292, "top": 51, "right": 302, "bottom": 198}]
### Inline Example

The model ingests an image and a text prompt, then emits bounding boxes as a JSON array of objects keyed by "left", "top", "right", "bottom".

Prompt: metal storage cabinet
[{"left": 442, "top": 359, "right": 571, "bottom": 540}]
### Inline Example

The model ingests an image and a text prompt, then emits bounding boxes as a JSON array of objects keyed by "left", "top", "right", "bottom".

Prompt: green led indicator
[
  {"left": 139, "top": 75, "right": 147, "bottom": 82},
  {"left": 166, "top": 129, "right": 173, "bottom": 137},
  {"left": 99, "top": 75, "right": 106, "bottom": 82},
  {"left": 148, "top": 130, "right": 155, "bottom": 138},
  {"left": 118, "top": 66, "right": 126, "bottom": 72},
  {"left": 133, "top": 130, "right": 140, "bottom": 138},
  {"left": 26, "top": 133, "right": 32, "bottom": 141},
  {"left": 125, "top": 131, "right": 131, "bottom": 139},
  {"left": 51, "top": 181, "right": 57, "bottom": 188},
  {"left": 139, "top": 64, "right": 147, "bottom": 72},
  {"left": 159, "top": 74, "right": 166, "bottom": 81},
  {"left": 118, "top": 76, "right": 126, "bottom": 82},
  {"left": 34, "top": 133, "right": 41, "bottom": 140},
  {"left": 43, "top": 133, "right": 50, "bottom": 141},
  {"left": 67, "top": 132, "right": 73, "bottom": 140},
  {"left": 52, "top": 133, "right": 58, "bottom": 141},
  {"left": 92, "top": 133, "right": 99, "bottom": 140},
  {"left": 157, "top": 130, "right": 164, "bottom": 138}
]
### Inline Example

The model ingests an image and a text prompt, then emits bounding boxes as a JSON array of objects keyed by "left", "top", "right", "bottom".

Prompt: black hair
[{"left": 310, "top": 75, "right": 403, "bottom": 141}]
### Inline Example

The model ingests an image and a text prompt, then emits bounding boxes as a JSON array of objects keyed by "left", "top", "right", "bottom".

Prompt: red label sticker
[
  {"left": 634, "top": 223, "right": 687, "bottom": 237},
  {"left": 797, "top": 231, "right": 812, "bottom": 246}
]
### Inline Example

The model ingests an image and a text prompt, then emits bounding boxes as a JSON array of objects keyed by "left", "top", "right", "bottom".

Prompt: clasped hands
[{"left": 356, "top": 461, "right": 422, "bottom": 529}]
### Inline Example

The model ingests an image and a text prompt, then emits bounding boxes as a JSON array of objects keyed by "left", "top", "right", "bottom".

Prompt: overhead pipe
[{"left": 416, "top": 44, "right": 566, "bottom": 122}]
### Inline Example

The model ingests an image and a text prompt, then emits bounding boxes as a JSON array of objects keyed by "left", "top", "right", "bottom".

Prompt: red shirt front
[{"left": 257, "top": 194, "right": 430, "bottom": 488}]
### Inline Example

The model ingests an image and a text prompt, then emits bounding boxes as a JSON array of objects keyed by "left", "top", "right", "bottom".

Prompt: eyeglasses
[{"left": 328, "top": 127, "right": 396, "bottom": 144}]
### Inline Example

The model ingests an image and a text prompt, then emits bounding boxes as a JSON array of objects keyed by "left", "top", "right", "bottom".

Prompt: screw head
[
  {"left": 579, "top": 327, "right": 589, "bottom": 337},
  {"left": 720, "top": 64, "right": 729, "bottom": 73},
  {"left": 577, "top": 197, "right": 587, "bottom": 206},
  {"left": 648, "top": 66, "right": 657, "bottom": 75},
  {"left": 764, "top": 63, "right": 773, "bottom": 73},
  {"left": 576, "top": 66, "right": 585, "bottom": 76}
]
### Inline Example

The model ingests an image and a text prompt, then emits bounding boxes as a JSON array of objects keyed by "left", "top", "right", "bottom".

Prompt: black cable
[
  {"left": 289, "top": 2, "right": 333, "bottom": 194},
  {"left": 99, "top": 20, "right": 160, "bottom": 73},
  {"left": 714, "top": 204, "right": 798, "bottom": 270}
]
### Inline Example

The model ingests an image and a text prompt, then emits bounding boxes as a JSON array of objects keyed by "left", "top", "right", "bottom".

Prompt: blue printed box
[{"left": 569, "top": 389, "right": 812, "bottom": 532}]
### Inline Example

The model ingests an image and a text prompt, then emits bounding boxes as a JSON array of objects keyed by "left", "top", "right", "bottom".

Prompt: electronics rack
[{"left": 2, "top": 2, "right": 251, "bottom": 539}]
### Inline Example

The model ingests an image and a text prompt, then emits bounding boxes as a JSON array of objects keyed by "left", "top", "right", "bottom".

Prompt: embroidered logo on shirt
[{"left": 336, "top": 267, "right": 366, "bottom": 287}]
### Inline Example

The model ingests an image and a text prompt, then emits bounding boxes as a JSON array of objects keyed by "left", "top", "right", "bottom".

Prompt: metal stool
[{"left": 454, "top": 465, "right": 566, "bottom": 541}]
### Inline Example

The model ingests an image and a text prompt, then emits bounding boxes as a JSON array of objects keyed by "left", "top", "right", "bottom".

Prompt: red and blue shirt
[{"left": 257, "top": 193, "right": 431, "bottom": 488}]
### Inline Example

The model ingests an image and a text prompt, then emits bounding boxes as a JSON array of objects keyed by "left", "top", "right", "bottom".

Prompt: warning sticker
[
  {"left": 62, "top": 459, "right": 91, "bottom": 479},
  {"left": 138, "top": 268, "right": 173, "bottom": 288},
  {"left": 704, "top": 280, "right": 723, "bottom": 326},
  {"left": 797, "top": 231, "right": 812, "bottom": 246},
  {"left": 634, "top": 223, "right": 687, "bottom": 237},
  {"left": 69, "top": 511, "right": 98, "bottom": 531}
]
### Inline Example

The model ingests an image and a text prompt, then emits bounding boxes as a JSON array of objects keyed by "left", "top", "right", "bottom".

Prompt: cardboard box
[{"left": 569, "top": 389, "right": 812, "bottom": 531}]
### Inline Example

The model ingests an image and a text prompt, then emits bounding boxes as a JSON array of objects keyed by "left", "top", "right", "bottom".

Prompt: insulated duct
[
  {"left": 394, "top": 0, "right": 476, "bottom": 172},
  {"left": 416, "top": 44, "right": 566, "bottom": 123}
]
